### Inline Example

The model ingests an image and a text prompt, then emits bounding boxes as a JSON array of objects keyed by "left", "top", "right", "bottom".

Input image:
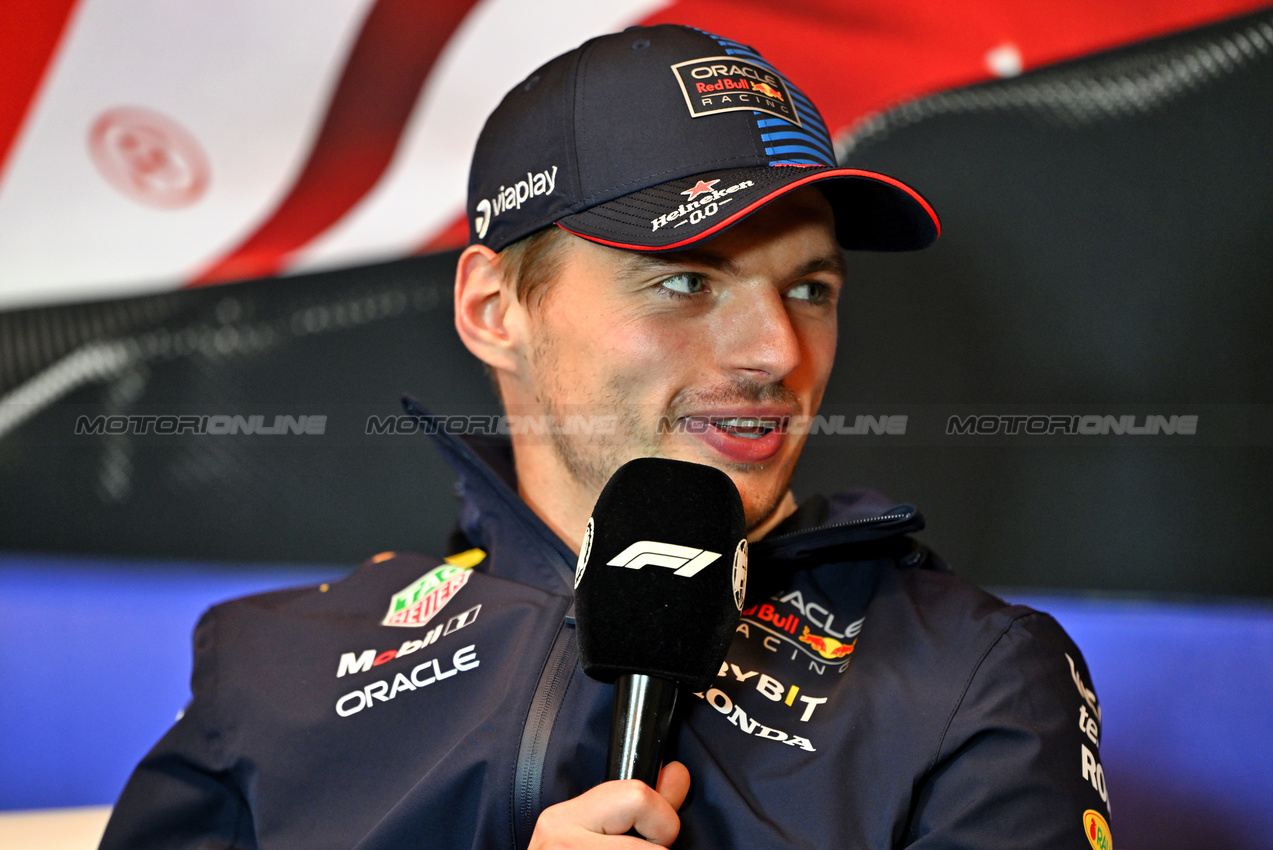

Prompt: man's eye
[
  {"left": 659, "top": 273, "right": 706, "bottom": 295},
  {"left": 788, "top": 281, "right": 830, "bottom": 302}
]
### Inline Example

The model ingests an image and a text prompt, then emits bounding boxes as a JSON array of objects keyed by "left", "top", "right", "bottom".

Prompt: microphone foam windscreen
[{"left": 574, "top": 457, "right": 747, "bottom": 691}]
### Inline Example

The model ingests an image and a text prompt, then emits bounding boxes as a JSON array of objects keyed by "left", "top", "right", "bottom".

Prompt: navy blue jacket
[{"left": 101, "top": 418, "right": 1113, "bottom": 850}]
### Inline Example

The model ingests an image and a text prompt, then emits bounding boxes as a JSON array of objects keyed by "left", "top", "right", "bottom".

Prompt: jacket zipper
[
  {"left": 401, "top": 400, "right": 586, "bottom": 845},
  {"left": 512, "top": 616, "right": 578, "bottom": 847},
  {"left": 436, "top": 426, "right": 582, "bottom": 843},
  {"left": 762, "top": 508, "right": 916, "bottom": 543}
]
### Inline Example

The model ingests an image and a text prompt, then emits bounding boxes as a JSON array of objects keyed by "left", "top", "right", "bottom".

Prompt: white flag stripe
[
  {"left": 286, "top": 0, "right": 671, "bottom": 274},
  {"left": 0, "top": 0, "right": 376, "bottom": 309}
]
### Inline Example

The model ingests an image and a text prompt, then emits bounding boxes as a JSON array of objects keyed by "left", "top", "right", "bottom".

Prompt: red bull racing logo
[
  {"left": 670, "top": 56, "right": 800, "bottom": 125},
  {"left": 738, "top": 590, "right": 863, "bottom": 674}
]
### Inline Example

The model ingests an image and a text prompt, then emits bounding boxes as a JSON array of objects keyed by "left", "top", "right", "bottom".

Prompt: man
[{"left": 101, "top": 25, "right": 1112, "bottom": 850}]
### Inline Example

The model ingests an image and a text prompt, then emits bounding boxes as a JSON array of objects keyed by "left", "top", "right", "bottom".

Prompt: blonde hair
[{"left": 494, "top": 225, "right": 572, "bottom": 311}]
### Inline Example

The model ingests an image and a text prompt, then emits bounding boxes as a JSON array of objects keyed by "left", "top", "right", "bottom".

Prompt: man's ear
[{"left": 454, "top": 244, "right": 525, "bottom": 375}]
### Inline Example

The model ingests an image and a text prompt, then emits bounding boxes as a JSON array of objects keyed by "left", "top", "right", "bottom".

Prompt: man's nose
[{"left": 718, "top": 287, "right": 801, "bottom": 382}]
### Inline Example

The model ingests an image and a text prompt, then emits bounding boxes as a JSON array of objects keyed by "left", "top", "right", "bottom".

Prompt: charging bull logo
[
  {"left": 799, "top": 626, "right": 855, "bottom": 660},
  {"left": 750, "top": 81, "right": 784, "bottom": 101}
]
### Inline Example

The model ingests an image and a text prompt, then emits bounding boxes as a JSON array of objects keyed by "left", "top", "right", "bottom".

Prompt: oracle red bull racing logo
[
  {"left": 670, "top": 56, "right": 800, "bottom": 125},
  {"left": 738, "top": 591, "right": 863, "bottom": 674}
]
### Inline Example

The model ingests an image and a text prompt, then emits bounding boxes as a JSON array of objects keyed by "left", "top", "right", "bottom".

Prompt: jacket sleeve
[
  {"left": 98, "top": 607, "right": 257, "bottom": 850},
  {"left": 904, "top": 611, "right": 1113, "bottom": 850}
]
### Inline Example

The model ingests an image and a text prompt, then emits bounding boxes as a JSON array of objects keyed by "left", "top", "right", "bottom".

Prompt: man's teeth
[{"left": 713, "top": 417, "right": 777, "bottom": 439}]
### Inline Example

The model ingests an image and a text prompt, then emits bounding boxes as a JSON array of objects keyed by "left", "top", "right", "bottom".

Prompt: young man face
[{"left": 461, "top": 186, "right": 843, "bottom": 543}]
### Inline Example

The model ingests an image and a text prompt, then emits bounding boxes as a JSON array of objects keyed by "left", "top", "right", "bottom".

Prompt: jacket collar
[
  {"left": 403, "top": 397, "right": 579, "bottom": 594},
  {"left": 403, "top": 396, "right": 926, "bottom": 592}
]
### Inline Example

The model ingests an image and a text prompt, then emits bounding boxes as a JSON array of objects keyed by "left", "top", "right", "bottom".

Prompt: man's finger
[
  {"left": 656, "top": 761, "right": 691, "bottom": 812},
  {"left": 531, "top": 778, "right": 682, "bottom": 848},
  {"left": 599, "top": 780, "right": 680, "bottom": 846}
]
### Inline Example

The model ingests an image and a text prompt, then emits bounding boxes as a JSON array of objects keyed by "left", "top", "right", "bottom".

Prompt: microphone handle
[{"left": 606, "top": 674, "right": 678, "bottom": 786}]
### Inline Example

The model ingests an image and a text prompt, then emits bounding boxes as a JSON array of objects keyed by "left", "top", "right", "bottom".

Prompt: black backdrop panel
[
  {"left": 813, "top": 8, "right": 1273, "bottom": 596},
  {"left": 1, "top": 10, "right": 1270, "bottom": 595},
  {"left": 0, "top": 252, "right": 497, "bottom": 564}
]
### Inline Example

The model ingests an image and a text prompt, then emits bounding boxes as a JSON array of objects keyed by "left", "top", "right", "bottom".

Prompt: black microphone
[{"left": 573, "top": 457, "right": 747, "bottom": 786}]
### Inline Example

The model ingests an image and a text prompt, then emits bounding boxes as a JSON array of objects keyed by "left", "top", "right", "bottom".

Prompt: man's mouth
[{"left": 709, "top": 417, "right": 784, "bottom": 439}]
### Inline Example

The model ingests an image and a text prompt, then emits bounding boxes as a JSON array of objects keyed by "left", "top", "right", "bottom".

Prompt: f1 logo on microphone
[{"left": 607, "top": 541, "right": 721, "bottom": 577}]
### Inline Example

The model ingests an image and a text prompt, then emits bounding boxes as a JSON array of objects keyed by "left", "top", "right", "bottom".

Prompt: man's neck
[
  {"left": 747, "top": 490, "right": 797, "bottom": 541},
  {"left": 513, "top": 446, "right": 798, "bottom": 552},
  {"left": 513, "top": 452, "right": 596, "bottom": 553}
]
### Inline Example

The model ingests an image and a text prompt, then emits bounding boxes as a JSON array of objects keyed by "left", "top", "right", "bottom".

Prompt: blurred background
[{"left": 1, "top": 1, "right": 1271, "bottom": 848}]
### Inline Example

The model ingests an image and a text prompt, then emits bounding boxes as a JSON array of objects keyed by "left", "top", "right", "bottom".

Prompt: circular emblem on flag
[
  {"left": 575, "top": 517, "right": 594, "bottom": 589},
  {"left": 88, "top": 107, "right": 210, "bottom": 208},
  {"left": 732, "top": 538, "right": 748, "bottom": 610}
]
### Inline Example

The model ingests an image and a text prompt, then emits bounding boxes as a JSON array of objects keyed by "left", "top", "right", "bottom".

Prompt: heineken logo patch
[
  {"left": 383, "top": 563, "right": 472, "bottom": 628},
  {"left": 670, "top": 55, "right": 800, "bottom": 126}
]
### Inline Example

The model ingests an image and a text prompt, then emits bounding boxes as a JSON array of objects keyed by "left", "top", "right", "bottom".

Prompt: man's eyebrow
[
  {"left": 793, "top": 254, "right": 846, "bottom": 280},
  {"left": 616, "top": 250, "right": 742, "bottom": 277},
  {"left": 617, "top": 250, "right": 845, "bottom": 280}
]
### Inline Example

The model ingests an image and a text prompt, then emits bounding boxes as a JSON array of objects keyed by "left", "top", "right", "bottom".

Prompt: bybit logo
[{"left": 607, "top": 541, "right": 721, "bottom": 577}]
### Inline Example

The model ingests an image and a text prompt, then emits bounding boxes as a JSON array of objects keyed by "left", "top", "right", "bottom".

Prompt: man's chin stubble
[{"left": 545, "top": 412, "right": 796, "bottom": 534}]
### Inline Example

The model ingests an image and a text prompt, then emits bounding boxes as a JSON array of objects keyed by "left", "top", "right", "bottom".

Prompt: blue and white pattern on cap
[{"left": 701, "top": 31, "right": 838, "bottom": 167}]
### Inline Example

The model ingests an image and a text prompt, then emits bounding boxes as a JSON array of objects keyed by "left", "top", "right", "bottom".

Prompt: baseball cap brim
[{"left": 557, "top": 165, "right": 940, "bottom": 253}]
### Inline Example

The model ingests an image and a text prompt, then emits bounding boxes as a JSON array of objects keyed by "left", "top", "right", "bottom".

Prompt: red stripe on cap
[
  {"left": 190, "top": 0, "right": 480, "bottom": 286},
  {"left": 842, "top": 167, "right": 941, "bottom": 238},
  {"left": 0, "top": 0, "right": 79, "bottom": 183},
  {"left": 559, "top": 168, "right": 940, "bottom": 253}
]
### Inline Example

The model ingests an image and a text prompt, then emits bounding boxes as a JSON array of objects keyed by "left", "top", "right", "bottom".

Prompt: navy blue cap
[{"left": 467, "top": 25, "right": 939, "bottom": 253}]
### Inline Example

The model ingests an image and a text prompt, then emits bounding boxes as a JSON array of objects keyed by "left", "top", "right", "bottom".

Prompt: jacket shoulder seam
[
  {"left": 203, "top": 605, "right": 230, "bottom": 767},
  {"left": 927, "top": 609, "right": 1035, "bottom": 772}
]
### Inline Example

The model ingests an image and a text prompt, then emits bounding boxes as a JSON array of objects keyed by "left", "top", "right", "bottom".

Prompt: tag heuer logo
[
  {"left": 670, "top": 56, "right": 800, "bottom": 126},
  {"left": 383, "top": 563, "right": 472, "bottom": 628}
]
